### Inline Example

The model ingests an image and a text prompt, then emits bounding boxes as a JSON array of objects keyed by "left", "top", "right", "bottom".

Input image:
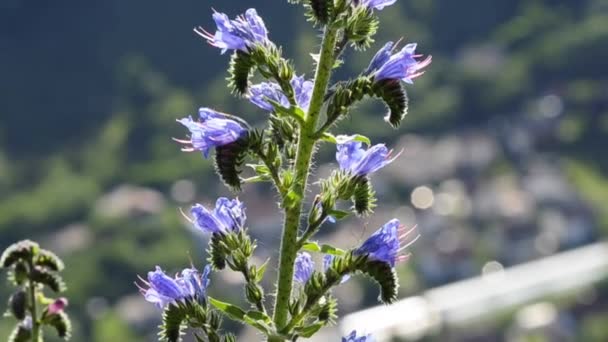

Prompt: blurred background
[{"left": 1, "top": 0, "right": 608, "bottom": 341}]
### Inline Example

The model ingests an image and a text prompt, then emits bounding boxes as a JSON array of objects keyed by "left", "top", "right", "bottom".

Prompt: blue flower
[
  {"left": 248, "top": 75, "right": 313, "bottom": 112},
  {"left": 336, "top": 136, "right": 399, "bottom": 176},
  {"left": 195, "top": 8, "right": 269, "bottom": 54},
  {"left": 248, "top": 82, "right": 289, "bottom": 111},
  {"left": 365, "top": 41, "right": 394, "bottom": 75},
  {"left": 354, "top": 219, "right": 419, "bottom": 267},
  {"left": 294, "top": 252, "right": 314, "bottom": 284},
  {"left": 342, "top": 330, "right": 374, "bottom": 342},
  {"left": 323, "top": 255, "right": 350, "bottom": 284},
  {"left": 372, "top": 42, "right": 432, "bottom": 84},
  {"left": 175, "top": 108, "right": 247, "bottom": 158},
  {"left": 139, "top": 265, "right": 211, "bottom": 309},
  {"left": 178, "top": 265, "right": 212, "bottom": 301},
  {"left": 355, "top": 0, "right": 397, "bottom": 11},
  {"left": 190, "top": 197, "right": 246, "bottom": 234},
  {"left": 290, "top": 75, "right": 314, "bottom": 111}
]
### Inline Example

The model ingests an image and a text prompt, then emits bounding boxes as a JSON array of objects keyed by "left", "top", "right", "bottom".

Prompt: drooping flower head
[
  {"left": 248, "top": 75, "right": 313, "bottom": 112},
  {"left": 342, "top": 330, "right": 375, "bottom": 342},
  {"left": 294, "top": 252, "right": 314, "bottom": 284},
  {"left": 175, "top": 108, "right": 247, "bottom": 158},
  {"left": 370, "top": 42, "right": 432, "bottom": 84},
  {"left": 323, "top": 254, "right": 350, "bottom": 284},
  {"left": 354, "top": 0, "right": 397, "bottom": 11},
  {"left": 138, "top": 265, "right": 211, "bottom": 309},
  {"left": 194, "top": 8, "right": 269, "bottom": 54},
  {"left": 336, "top": 136, "right": 399, "bottom": 176},
  {"left": 354, "top": 219, "right": 419, "bottom": 267},
  {"left": 189, "top": 197, "right": 246, "bottom": 234}
]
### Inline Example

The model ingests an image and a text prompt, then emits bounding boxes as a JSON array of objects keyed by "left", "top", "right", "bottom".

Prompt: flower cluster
[
  {"left": 355, "top": 219, "right": 419, "bottom": 267},
  {"left": 175, "top": 108, "right": 247, "bottom": 158},
  {"left": 336, "top": 136, "right": 399, "bottom": 177},
  {"left": 367, "top": 41, "right": 432, "bottom": 84},
  {"left": 136, "top": 2, "right": 431, "bottom": 340},
  {"left": 195, "top": 8, "right": 269, "bottom": 54},
  {"left": 139, "top": 265, "right": 211, "bottom": 309},
  {"left": 249, "top": 75, "right": 313, "bottom": 112},
  {"left": 189, "top": 197, "right": 246, "bottom": 234}
]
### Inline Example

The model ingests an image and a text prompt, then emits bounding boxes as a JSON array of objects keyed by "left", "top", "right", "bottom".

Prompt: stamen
[
  {"left": 172, "top": 137, "right": 193, "bottom": 144},
  {"left": 398, "top": 234, "right": 421, "bottom": 252},
  {"left": 398, "top": 224, "right": 417, "bottom": 239},
  {"left": 179, "top": 207, "right": 194, "bottom": 223}
]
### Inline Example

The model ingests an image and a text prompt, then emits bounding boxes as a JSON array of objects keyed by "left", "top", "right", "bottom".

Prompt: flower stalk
[{"left": 271, "top": 24, "right": 339, "bottom": 335}]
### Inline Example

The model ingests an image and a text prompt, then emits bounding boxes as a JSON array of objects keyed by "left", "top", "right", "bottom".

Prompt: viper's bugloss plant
[
  {"left": 1, "top": 240, "right": 72, "bottom": 342},
  {"left": 141, "top": 1, "right": 430, "bottom": 341}
]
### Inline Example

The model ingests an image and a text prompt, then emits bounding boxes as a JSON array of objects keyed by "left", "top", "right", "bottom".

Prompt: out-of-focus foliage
[{"left": 1, "top": 0, "right": 607, "bottom": 340}]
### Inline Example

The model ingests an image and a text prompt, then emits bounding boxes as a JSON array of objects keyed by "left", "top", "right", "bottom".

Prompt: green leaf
[
  {"left": 301, "top": 242, "right": 345, "bottom": 256},
  {"left": 336, "top": 134, "right": 371, "bottom": 145},
  {"left": 243, "top": 310, "right": 274, "bottom": 334},
  {"left": 320, "top": 132, "right": 337, "bottom": 144},
  {"left": 255, "top": 258, "right": 270, "bottom": 283},
  {"left": 267, "top": 100, "right": 305, "bottom": 124},
  {"left": 327, "top": 209, "right": 350, "bottom": 220},
  {"left": 294, "top": 322, "right": 324, "bottom": 338},
  {"left": 208, "top": 297, "right": 246, "bottom": 322}
]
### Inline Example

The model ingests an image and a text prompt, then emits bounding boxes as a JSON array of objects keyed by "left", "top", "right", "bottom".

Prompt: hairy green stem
[
  {"left": 28, "top": 260, "right": 40, "bottom": 342},
  {"left": 271, "top": 25, "right": 338, "bottom": 338}
]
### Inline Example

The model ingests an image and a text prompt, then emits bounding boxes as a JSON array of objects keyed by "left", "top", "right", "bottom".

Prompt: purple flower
[
  {"left": 175, "top": 108, "right": 246, "bottom": 158},
  {"left": 139, "top": 265, "right": 211, "bottom": 309},
  {"left": 323, "top": 255, "right": 350, "bottom": 284},
  {"left": 294, "top": 252, "right": 314, "bottom": 284},
  {"left": 354, "top": 219, "right": 419, "bottom": 267},
  {"left": 194, "top": 8, "right": 269, "bottom": 54},
  {"left": 248, "top": 75, "right": 313, "bottom": 112},
  {"left": 46, "top": 298, "right": 68, "bottom": 315},
  {"left": 355, "top": 0, "right": 397, "bottom": 10},
  {"left": 372, "top": 42, "right": 432, "bottom": 84},
  {"left": 189, "top": 197, "right": 246, "bottom": 234},
  {"left": 336, "top": 136, "right": 399, "bottom": 176},
  {"left": 342, "top": 330, "right": 374, "bottom": 342}
]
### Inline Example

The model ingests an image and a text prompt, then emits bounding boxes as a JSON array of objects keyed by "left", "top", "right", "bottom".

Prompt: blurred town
[{"left": 1, "top": 0, "right": 607, "bottom": 341}]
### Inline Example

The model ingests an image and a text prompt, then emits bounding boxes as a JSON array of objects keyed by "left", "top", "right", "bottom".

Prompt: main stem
[
  {"left": 271, "top": 25, "right": 338, "bottom": 335},
  {"left": 28, "top": 261, "right": 40, "bottom": 342}
]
